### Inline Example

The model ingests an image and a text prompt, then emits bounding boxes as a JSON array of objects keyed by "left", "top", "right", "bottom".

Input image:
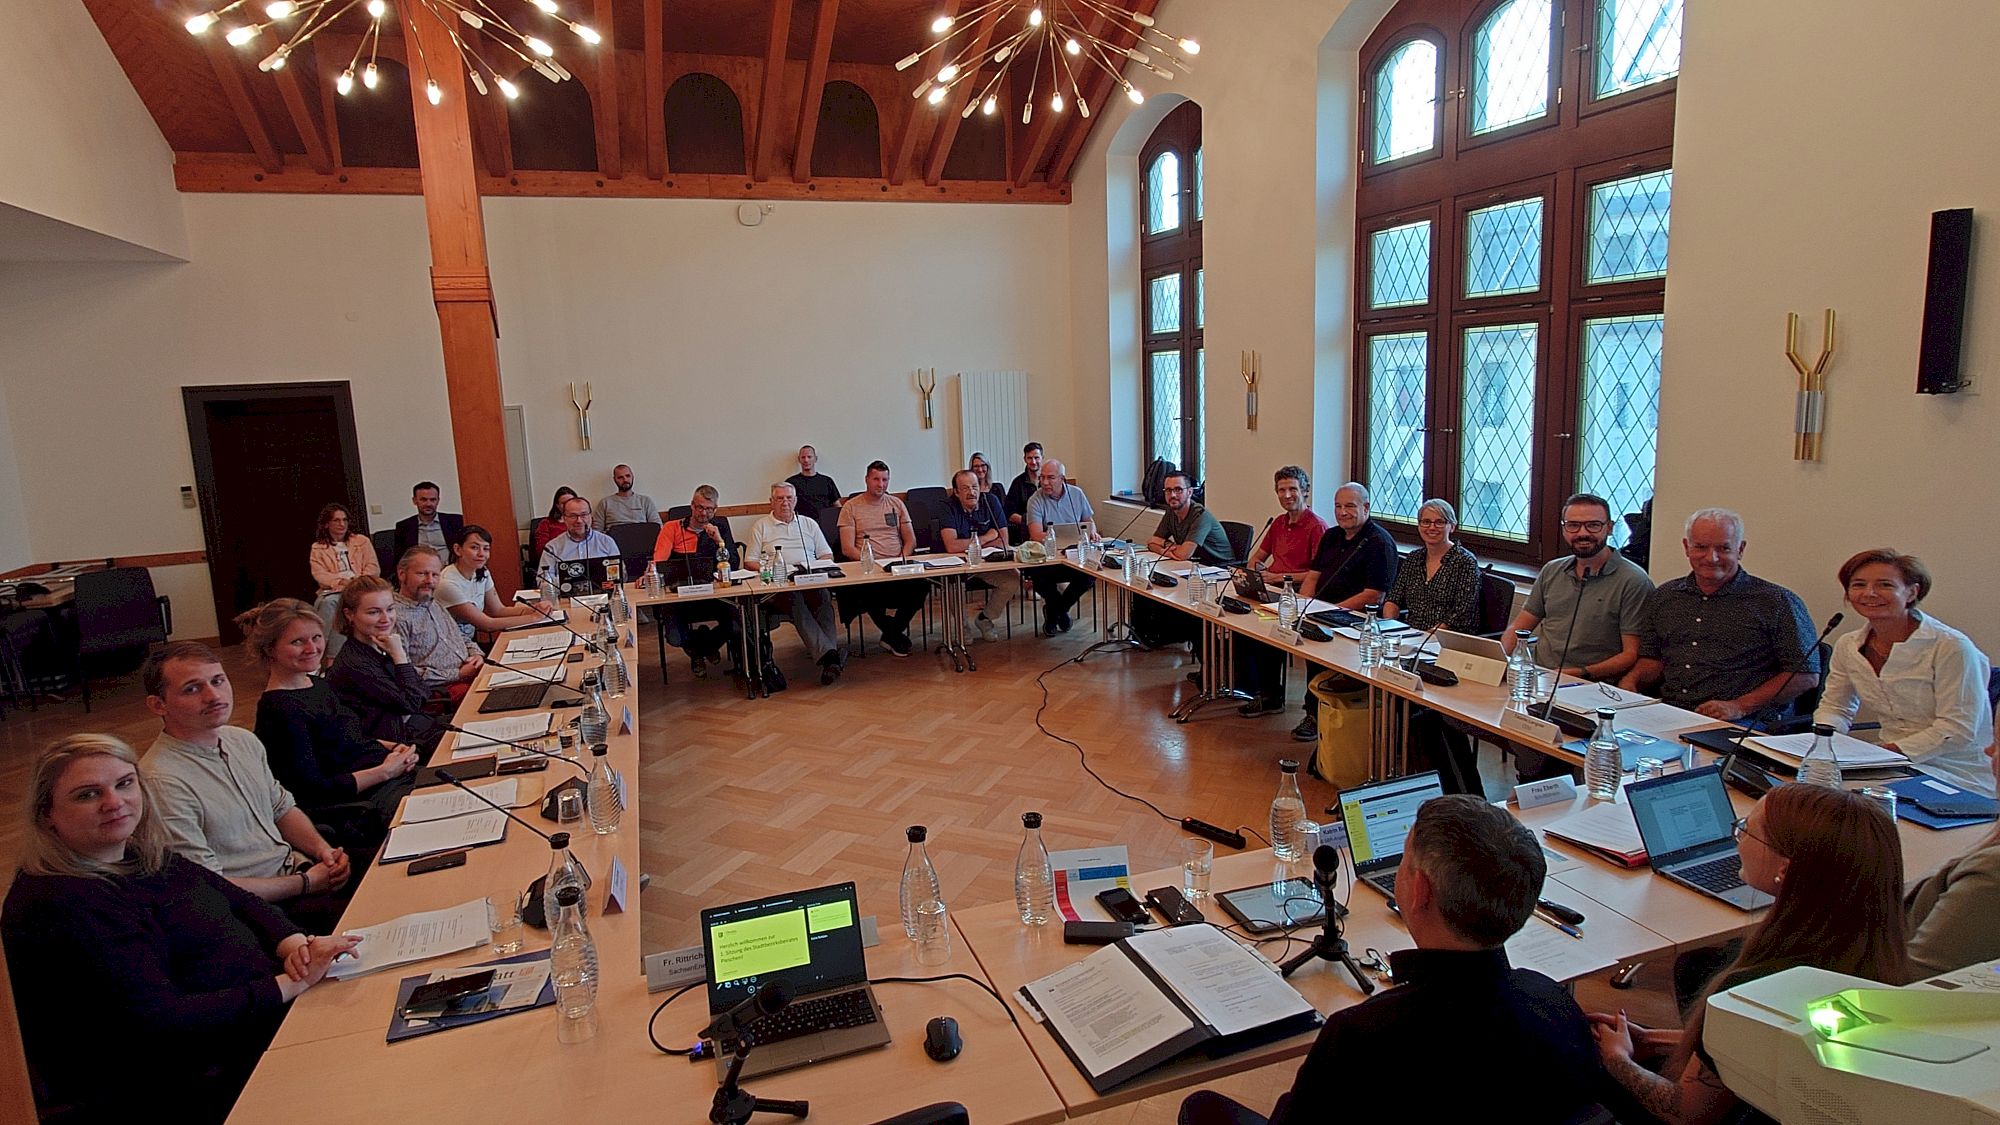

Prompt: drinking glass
[
  {"left": 1181, "top": 838, "right": 1214, "bottom": 900},
  {"left": 914, "top": 899, "right": 951, "bottom": 966},
  {"left": 1633, "top": 757, "right": 1666, "bottom": 783},
  {"left": 1859, "top": 786, "right": 1898, "bottom": 822},
  {"left": 487, "top": 893, "right": 526, "bottom": 955}
]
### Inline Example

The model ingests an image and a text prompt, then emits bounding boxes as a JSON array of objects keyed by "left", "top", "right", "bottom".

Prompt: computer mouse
[
  {"left": 1149, "top": 571, "right": 1180, "bottom": 588},
  {"left": 923, "top": 1016, "right": 962, "bottom": 1062},
  {"left": 1218, "top": 596, "right": 1251, "bottom": 614}
]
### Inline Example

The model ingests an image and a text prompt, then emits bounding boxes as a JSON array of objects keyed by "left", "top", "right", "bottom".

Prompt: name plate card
[
  {"left": 1498, "top": 707, "right": 1562, "bottom": 746},
  {"left": 605, "top": 856, "right": 629, "bottom": 914},
  {"left": 888, "top": 562, "right": 926, "bottom": 576},
  {"left": 1513, "top": 776, "right": 1579, "bottom": 810},
  {"left": 675, "top": 583, "right": 714, "bottom": 597},
  {"left": 793, "top": 572, "right": 831, "bottom": 585},
  {"left": 1371, "top": 664, "right": 1423, "bottom": 693}
]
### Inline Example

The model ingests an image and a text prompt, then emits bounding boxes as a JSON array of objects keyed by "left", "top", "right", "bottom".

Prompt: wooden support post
[
  {"left": 923, "top": 6, "right": 1000, "bottom": 186},
  {"left": 591, "top": 0, "right": 623, "bottom": 177},
  {"left": 791, "top": 0, "right": 840, "bottom": 182},
  {"left": 202, "top": 36, "right": 282, "bottom": 173},
  {"left": 274, "top": 59, "right": 333, "bottom": 174},
  {"left": 644, "top": 0, "right": 666, "bottom": 178},
  {"left": 751, "top": 0, "right": 794, "bottom": 182},
  {"left": 400, "top": 1, "right": 521, "bottom": 573}
]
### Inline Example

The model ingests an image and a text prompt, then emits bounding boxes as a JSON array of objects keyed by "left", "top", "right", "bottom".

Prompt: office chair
[
  {"left": 1219, "top": 520, "right": 1254, "bottom": 568},
  {"left": 74, "top": 567, "right": 172, "bottom": 712}
]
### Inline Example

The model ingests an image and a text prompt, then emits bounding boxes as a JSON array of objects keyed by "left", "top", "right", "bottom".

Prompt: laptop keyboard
[
  {"left": 1369, "top": 870, "right": 1399, "bottom": 896},
  {"left": 478, "top": 683, "right": 548, "bottom": 713},
  {"left": 1676, "top": 854, "right": 1747, "bottom": 892},
  {"left": 726, "top": 989, "right": 878, "bottom": 1048}
]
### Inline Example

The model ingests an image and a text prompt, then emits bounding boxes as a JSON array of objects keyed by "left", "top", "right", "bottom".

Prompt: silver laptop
[
  {"left": 1335, "top": 771, "right": 1444, "bottom": 899},
  {"left": 699, "top": 881, "right": 890, "bottom": 1079},
  {"left": 1052, "top": 522, "right": 1087, "bottom": 554},
  {"left": 1625, "top": 764, "right": 1773, "bottom": 911}
]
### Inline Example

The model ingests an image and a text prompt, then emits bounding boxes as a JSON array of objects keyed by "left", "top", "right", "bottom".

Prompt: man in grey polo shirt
[
  {"left": 393, "top": 546, "right": 483, "bottom": 692},
  {"left": 597, "top": 463, "right": 661, "bottom": 528},
  {"left": 1501, "top": 492, "right": 1654, "bottom": 781},
  {"left": 141, "top": 641, "right": 352, "bottom": 929},
  {"left": 1620, "top": 507, "right": 1820, "bottom": 721},
  {"left": 1025, "top": 458, "right": 1097, "bottom": 635}
]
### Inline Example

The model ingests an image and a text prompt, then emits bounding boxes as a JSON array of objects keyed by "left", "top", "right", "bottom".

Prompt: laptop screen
[
  {"left": 701, "top": 882, "right": 867, "bottom": 1013},
  {"left": 1337, "top": 771, "right": 1443, "bottom": 868},
  {"left": 1626, "top": 766, "right": 1736, "bottom": 862}
]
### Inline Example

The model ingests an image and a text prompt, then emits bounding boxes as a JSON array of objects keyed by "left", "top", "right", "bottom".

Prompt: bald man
[
  {"left": 1024, "top": 458, "right": 1096, "bottom": 636},
  {"left": 597, "top": 464, "right": 660, "bottom": 528}
]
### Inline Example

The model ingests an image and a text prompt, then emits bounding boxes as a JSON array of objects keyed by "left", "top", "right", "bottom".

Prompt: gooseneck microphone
[
  {"left": 701, "top": 982, "right": 793, "bottom": 1042},
  {"left": 442, "top": 722, "right": 590, "bottom": 774},
  {"left": 1100, "top": 497, "right": 1156, "bottom": 552},
  {"left": 1725, "top": 612, "right": 1843, "bottom": 753},
  {"left": 1537, "top": 564, "right": 1595, "bottom": 722}
]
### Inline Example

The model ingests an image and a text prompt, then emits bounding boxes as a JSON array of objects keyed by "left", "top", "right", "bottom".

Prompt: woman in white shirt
[
  {"left": 437, "top": 524, "right": 553, "bottom": 641},
  {"left": 1814, "top": 548, "right": 1994, "bottom": 796}
]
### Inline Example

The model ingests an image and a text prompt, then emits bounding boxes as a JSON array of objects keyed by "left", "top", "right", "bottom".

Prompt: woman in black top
[
  {"left": 325, "top": 575, "right": 445, "bottom": 750},
  {"left": 969, "top": 451, "right": 1009, "bottom": 513},
  {"left": 241, "top": 598, "right": 419, "bottom": 847},
  {"left": 1590, "top": 784, "right": 1908, "bottom": 1124},
  {"left": 2, "top": 735, "right": 356, "bottom": 1122},
  {"left": 1382, "top": 498, "right": 1480, "bottom": 632}
]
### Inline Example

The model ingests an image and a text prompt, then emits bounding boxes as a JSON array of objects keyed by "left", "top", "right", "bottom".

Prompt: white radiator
[{"left": 954, "top": 370, "right": 1030, "bottom": 473}]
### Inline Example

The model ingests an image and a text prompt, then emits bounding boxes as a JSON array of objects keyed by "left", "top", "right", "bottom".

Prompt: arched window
[
  {"left": 812, "top": 81, "right": 882, "bottom": 178},
  {"left": 1140, "top": 102, "right": 1203, "bottom": 482},
  {"left": 1355, "top": 0, "right": 1680, "bottom": 560},
  {"left": 507, "top": 73, "right": 597, "bottom": 171},
  {"left": 664, "top": 73, "right": 747, "bottom": 175}
]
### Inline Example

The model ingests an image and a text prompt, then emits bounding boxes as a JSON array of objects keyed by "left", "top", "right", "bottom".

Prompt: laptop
[
  {"left": 553, "top": 556, "right": 614, "bottom": 598},
  {"left": 1051, "top": 522, "right": 1087, "bottom": 554},
  {"left": 1232, "top": 569, "right": 1282, "bottom": 605},
  {"left": 1334, "top": 771, "right": 1444, "bottom": 899},
  {"left": 1624, "top": 763, "right": 1774, "bottom": 911},
  {"left": 699, "top": 881, "right": 891, "bottom": 1079}
]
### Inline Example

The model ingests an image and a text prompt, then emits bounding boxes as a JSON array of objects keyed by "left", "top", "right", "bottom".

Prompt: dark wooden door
[{"left": 184, "top": 383, "right": 365, "bottom": 645}]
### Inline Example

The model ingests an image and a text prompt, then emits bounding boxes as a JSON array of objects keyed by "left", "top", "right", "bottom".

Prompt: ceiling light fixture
[
  {"left": 181, "top": 0, "right": 597, "bottom": 106},
  {"left": 905, "top": 0, "right": 1197, "bottom": 126}
]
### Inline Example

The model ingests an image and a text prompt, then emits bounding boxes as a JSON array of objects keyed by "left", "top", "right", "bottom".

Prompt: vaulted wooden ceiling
[{"left": 87, "top": 0, "right": 1164, "bottom": 203}]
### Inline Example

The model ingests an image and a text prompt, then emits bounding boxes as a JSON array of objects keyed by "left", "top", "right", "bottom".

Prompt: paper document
[
  {"left": 1123, "top": 925, "right": 1312, "bottom": 1037},
  {"left": 328, "top": 898, "right": 489, "bottom": 980},
  {"left": 1541, "top": 801, "right": 1646, "bottom": 862},
  {"left": 502, "top": 634, "right": 570, "bottom": 660},
  {"left": 482, "top": 666, "right": 560, "bottom": 690},
  {"left": 1750, "top": 732, "right": 1910, "bottom": 768},
  {"left": 920, "top": 556, "right": 967, "bottom": 569},
  {"left": 380, "top": 810, "right": 508, "bottom": 862},
  {"left": 398, "top": 779, "right": 519, "bottom": 825},
  {"left": 1334, "top": 620, "right": 1417, "bottom": 640},
  {"left": 1553, "top": 682, "right": 1655, "bottom": 712},
  {"left": 1050, "top": 846, "right": 1132, "bottom": 922},
  {"left": 454, "top": 714, "right": 553, "bottom": 751},
  {"left": 1614, "top": 705, "right": 1712, "bottom": 741},
  {"left": 1027, "top": 948, "right": 1191, "bottom": 1078},
  {"left": 1504, "top": 917, "right": 1616, "bottom": 982}
]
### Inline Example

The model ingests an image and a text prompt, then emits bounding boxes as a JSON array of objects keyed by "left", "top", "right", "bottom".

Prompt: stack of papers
[
  {"left": 1749, "top": 732, "right": 1910, "bottom": 769},
  {"left": 1552, "top": 682, "right": 1655, "bottom": 712},
  {"left": 483, "top": 666, "right": 560, "bottom": 690},
  {"left": 920, "top": 556, "right": 967, "bottom": 569},
  {"left": 1540, "top": 801, "right": 1647, "bottom": 867},
  {"left": 501, "top": 634, "right": 570, "bottom": 661},
  {"left": 380, "top": 810, "right": 509, "bottom": 863},
  {"left": 452, "top": 715, "right": 552, "bottom": 756},
  {"left": 328, "top": 899, "right": 491, "bottom": 980}
]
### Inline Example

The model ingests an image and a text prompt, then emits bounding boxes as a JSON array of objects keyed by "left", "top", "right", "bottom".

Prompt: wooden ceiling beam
[
  {"left": 272, "top": 58, "right": 333, "bottom": 175},
  {"left": 469, "top": 76, "right": 513, "bottom": 179},
  {"left": 1048, "top": 0, "right": 1160, "bottom": 184},
  {"left": 201, "top": 37, "right": 282, "bottom": 174},
  {"left": 591, "top": 0, "right": 623, "bottom": 177},
  {"left": 644, "top": 0, "right": 666, "bottom": 178},
  {"left": 923, "top": 6, "right": 1000, "bottom": 186},
  {"left": 750, "top": 0, "right": 794, "bottom": 182},
  {"left": 790, "top": 0, "right": 841, "bottom": 182},
  {"left": 888, "top": 0, "right": 964, "bottom": 186}
]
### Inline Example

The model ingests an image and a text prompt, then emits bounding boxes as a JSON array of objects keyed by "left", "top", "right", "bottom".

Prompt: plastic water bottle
[
  {"left": 966, "top": 528, "right": 981, "bottom": 568},
  {"left": 1043, "top": 524, "right": 1057, "bottom": 560},
  {"left": 1357, "top": 603, "right": 1385, "bottom": 670},
  {"left": 587, "top": 743, "right": 622, "bottom": 835},
  {"left": 865, "top": 538, "right": 878, "bottom": 574},
  {"left": 578, "top": 687, "right": 608, "bottom": 746},
  {"left": 1270, "top": 760, "right": 1307, "bottom": 862},
  {"left": 899, "top": 826, "right": 943, "bottom": 939},
  {"left": 1507, "top": 630, "right": 1540, "bottom": 709},
  {"left": 549, "top": 884, "right": 599, "bottom": 1043},
  {"left": 1797, "top": 723, "right": 1843, "bottom": 788},
  {"left": 1278, "top": 576, "right": 1298, "bottom": 630},
  {"left": 760, "top": 549, "right": 775, "bottom": 585},
  {"left": 1014, "top": 812, "right": 1055, "bottom": 926},
  {"left": 543, "top": 831, "right": 591, "bottom": 926},
  {"left": 1586, "top": 708, "right": 1622, "bottom": 801}
]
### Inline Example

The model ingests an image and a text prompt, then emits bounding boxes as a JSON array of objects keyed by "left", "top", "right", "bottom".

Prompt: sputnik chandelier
[
  {"left": 901, "top": 0, "right": 1198, "bottom": 124},
  {"left": 181, "top": 0, "right": 598, "bottom": 105}
]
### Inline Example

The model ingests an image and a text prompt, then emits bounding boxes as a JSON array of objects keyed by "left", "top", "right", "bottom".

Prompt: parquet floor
[{"left": 0, "top": 609, "right": 1681, "bottom": 1123}]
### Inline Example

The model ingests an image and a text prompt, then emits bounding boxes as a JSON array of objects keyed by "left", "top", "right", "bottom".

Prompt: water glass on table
[
  {"left": 487, "top": 893, "right": 526, "bottom": 955},
  {"left": 1859, "top": 786, "right": 1898, "bottom": 822},
  {"left": 913, "top": 899, "right": 951, "bottom": 966},
  {"left": 1181, "top": 838, "right": 1214, "bottom": 900}
]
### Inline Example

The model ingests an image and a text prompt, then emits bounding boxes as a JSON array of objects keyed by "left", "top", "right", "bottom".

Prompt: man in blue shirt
[
  {"left": 537, "top": 496, "right": 618, "bottom": 581},
  {"left": 1024, "top": 458, "right": 1096, "bottom": 636},
  {"left": 940, "top": 469, "right": 1015, "bottom": 642}
]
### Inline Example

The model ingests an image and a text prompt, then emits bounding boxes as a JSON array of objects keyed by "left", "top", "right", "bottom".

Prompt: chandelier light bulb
[
  {"left": 1021, "top": 101, "right": 1031, "bottom": 124},
  {"left": 1050, "top": 90, "right": 1063, "bottom": 113},
  {"left": 366, "top": 0, "right": 386, "bottom": 18},
  {"left": 1126, "top": 84, "right": 1144, "bottom": 104},
  {"left": 913, "top": 79, "right": 932, "bottom": 99},
  {"left": 1131, "top": 13, "right": 1155, "bottom": 27},
  {"left": 570, "top": 22, "right": 600, "bottom": 44},
  {"left": 994, "top": 45, "right": 1011, "bottom": 63},
  {"left": 425, "top": 79, "right": 442, "bottom": 104},
  {"left": 938, "top": 63, "right": 958, "bottom": 82},
  {"left": 469, "top": 70, "right": 488, "bottom": 95},
  {"left": 1065, "top": 38, "right": 1080, "bottom": 55},
  {"left": 1178, "top": 38, "right": 1200, "bottom": 55},
  {"left": 497, "top": 76, "right": 520, "bottom": 99},
  {"left": 224, "top": 24, "right": 258, "bottom": 46},
  {"left": 185, "top": 12, "right": 218, "bottom": 34},
  {"left": 1028, "top": 8, "right": 1043, "bottom": 28},
  {"left": 532, "top": 0, "right": 559, "bottom": 11},
  {"left": 336, "top": 68, "right": 355, "bottom": 94},
  {"left": 460, "top": 10, "right": 482, "bottom": 27},
  {"left": 926, "top": 85, "right": 947, "bottom": 105},
  {"left": 931, "top": 14, "right": 953, "bottom": 34},
  {"left": 895, "top": 52, "right": 922, "bottom": 71},
  {"left": 264, "top": 1, "right": 294, "bottom": 19},
  {"left": 362, "top": 61, "right": 380, "bottom": 88},
  {"left": 257, "top": 49, "right": 287, "bottom": 71},
  {"left": 982, "top": 94, "right": 997, "bottom": 115},
  {"left": 1077, "top": 96, "right": 1088, "bottom": 118},
  {"left": 525, "top": 36, "right": 554, "bottom": 56}
]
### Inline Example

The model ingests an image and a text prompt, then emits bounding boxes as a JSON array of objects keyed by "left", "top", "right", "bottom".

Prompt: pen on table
[{"left": 1534, "top": 909, "right": 1583, "bottom": 940}]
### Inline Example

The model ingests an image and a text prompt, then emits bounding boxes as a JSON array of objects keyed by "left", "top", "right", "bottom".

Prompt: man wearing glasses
[{"left": 1500, "top": 493, "right": 1654, "bottom": 782}]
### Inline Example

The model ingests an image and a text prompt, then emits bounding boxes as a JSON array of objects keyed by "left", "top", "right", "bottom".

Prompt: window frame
[
  {"left": 1580, "top": 0, "right": 1682, "bottom": 116},
  {"left": 1363, "top": 29, "right": 1450, "bottom": 176},
  {"left": 1457, "top": 0, "right": 1562, "bottom": 154},
  {"left": 1361, "top": 204, "right": 1445, "bottom": 318},
  {"left": 1453, "top": 174, "right": 1559, "bottom": 309},
  {"left": 1572, "top": 149, "right": 1673, "bottom": 297},
  {"left": 1139, "top": 102, "right": 1205, "bottom": 483}
]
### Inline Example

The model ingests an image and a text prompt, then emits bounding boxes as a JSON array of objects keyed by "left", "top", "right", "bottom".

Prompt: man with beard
[
  {"left": 1500, "top": 493, "right": 1654, "bottom": 783},
  {"left": 392, "top": 546, "right": 483, "bottom": 694}
]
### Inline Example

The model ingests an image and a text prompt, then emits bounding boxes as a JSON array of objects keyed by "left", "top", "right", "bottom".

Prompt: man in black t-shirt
[
  {"left": 784, "top": 444, "right": 843, "bottom": 518},
  {"left": 1003, "top": 441, "right": 1044, "bottom": 543}
]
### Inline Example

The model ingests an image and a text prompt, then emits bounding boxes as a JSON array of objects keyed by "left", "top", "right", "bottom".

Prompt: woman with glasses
[
  {"left": 1813, "top": 548, "right": 1994, "bottom": 797},
  {"left": 2, "top": 735, "right": 358, "bottom": 1121},
  {"left": 1382, "top": 498, "right": 1479, "bottom": 632},
  {"left": 968, "top": 451, "right": 1008, "bottom": 512},
  {"left": 308, "top": 502, "right": 379, "bottom": 658},
  {"left": 1591, "top": 784, "right": 1907, "bottom": 1124}
]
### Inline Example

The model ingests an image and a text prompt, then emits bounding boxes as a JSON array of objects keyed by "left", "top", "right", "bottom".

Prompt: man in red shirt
[{"left": 1236, "top": 466, "right": 1329, "bottom": 715}]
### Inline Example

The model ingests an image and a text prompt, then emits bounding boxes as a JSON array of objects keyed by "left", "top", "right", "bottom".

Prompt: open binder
[{"left": 1020, "top": 924, "right": 1321, "bottom": 1093}]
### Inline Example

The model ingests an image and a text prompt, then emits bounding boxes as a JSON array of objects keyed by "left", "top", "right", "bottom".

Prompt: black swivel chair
[
  {"left": 1219, "top": 520, "right": 1254, "bottom": 568},
  {"left": 1473, "top": 565, "right": 1516, "bottom": 637},
  {"left": 607, "top": 522, "right": 661, "bottom": 579},
  {"left": 370, "top": 529, "right": 399, "bottom": 571},
  {"left": 902, "top": 487, "right": 951, "bottom": 554},
  {"left": 74, "top": 567, "right": 172, "bottom": 712}
]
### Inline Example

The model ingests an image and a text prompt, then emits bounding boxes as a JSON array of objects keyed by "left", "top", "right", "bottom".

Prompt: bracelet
[{"left": 299, "top": 871, "right": 312, "bottom": 897}]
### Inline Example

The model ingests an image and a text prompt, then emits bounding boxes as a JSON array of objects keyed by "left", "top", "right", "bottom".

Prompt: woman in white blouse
[{"left": 1814, "top": 548, "right": 1994, "bottom": 796}]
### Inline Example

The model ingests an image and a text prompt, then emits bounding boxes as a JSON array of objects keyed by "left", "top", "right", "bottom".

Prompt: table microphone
[
  {"left": 700, "top": 982, "right": 793, "bottom": 1042},
  {"left": 433, "top": 769, "right": 593, "bottom": 929},
  {"left": 442, "top": 721, "right": 591, "bottom": 821},
  {"left": 1536, "top": 566, "right": 1594, "bottom": 722},
  {"left": 1719, "top": 612, "right": 1842, "bottom": 753}
]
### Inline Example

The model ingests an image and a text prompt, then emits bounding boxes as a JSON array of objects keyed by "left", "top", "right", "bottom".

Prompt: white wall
[
  {"left": 1656, "top": 0, "right": 2000, "bottom": 648},
  {"left": 0, "top": 0, "right": 187, "bottom": 261},
  {"left": 0, "top": 193, "right": 1072, "bottom": 637},
  {"left": 0, "top": 375, "right": 32, "bottom": 574}
]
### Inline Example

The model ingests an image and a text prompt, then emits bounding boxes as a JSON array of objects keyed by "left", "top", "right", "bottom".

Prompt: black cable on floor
[{"left": 1033, "top": 657, "right": 1180, "bottom": 824}]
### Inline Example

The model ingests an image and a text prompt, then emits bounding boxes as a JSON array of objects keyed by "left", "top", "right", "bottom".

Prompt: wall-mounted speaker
[{"left": 1917, "top": 207, "right": 1974, "bottom": 395}]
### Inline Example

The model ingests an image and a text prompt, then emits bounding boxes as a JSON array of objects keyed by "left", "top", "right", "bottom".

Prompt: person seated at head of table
[
  {"left": 1590, "top": 784, "right": 1907, "bottom": 1125},
  {"left": 1132, "top": 470, "right": 1234, "bottom": 650},
  {"left": 940, "top": 468, "right": 1015, "bottom": 643},
  {"left": 837, "top": 461, "right": 930, "bottom": 658},
  {"left": 1905, "top": 740, "right": 2000, "bottom": 977},
  {"left": 2, "top": 735, "right": 359, "bottom": 1123},
  {"left": 391, "top": 546, "right": 484, "bottom": 701},
  {"left": 1233, "top": 466, "right": 1329, "bottom": 718},
  {"left": 1501, "top": 493, "right": 1656, "bottom": 785},
  {"left": 1024, "top": 457, "right": 1098, "bottom": 637},
  {"left": 1619, "top": 507, "right": 1820, "bottom": 723},
  {"left": 1380, "top": 499, "right": 1480, "bottom": 633},
  {"left": 785, "top": 444, "right": 843, "bottom": 519},
  {"left": 531, "top": 486, "right": 581, "bottom": 559},
  {"left": 438, "top": 524, "right": 557, "bottom": 643},
  {"left": 326, "top": 575, "right": 447, "bottom": 752},
  {"left": 1280, "top": 482, "right": 1400, "bottom": 743},
  {"left": 1180, "top": 796, "right": 1613, "bottom": 1125},
  {"left": 239, "top": 598, "right": 418, "bottom": 848},
  {"left": 597, "top": 463, "right": 661, "bottom": 529},
  {"left": 538, "top": 495, "right": 619, "bottom": 580},
  {"left": 140, "top": 642, "right": 355, "bottom": 931},
  {"left": 968, "top": 450, "right": 1009, "bottom": 515},
  {"left": 1005, "top": 441, "right": 1046, "bottom": 543},
  {"left": 1813, "top": 548, "right": 1994, "bottom": 798},
  {"left": 654, "top": 484, "right": 746, "bottom": 676},
  {"left": 745, "top": 482, "right": 847, "bottom": 686},
  {"left": 308, "top": 501, "right": 379, "bottom": 659}
]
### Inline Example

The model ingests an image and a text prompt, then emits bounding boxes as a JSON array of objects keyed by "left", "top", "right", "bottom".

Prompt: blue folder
[{"left": 1886, "top": 774, "right": 1998, "bottom": 830}]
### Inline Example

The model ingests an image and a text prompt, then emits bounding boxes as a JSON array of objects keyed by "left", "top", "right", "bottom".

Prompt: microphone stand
[
  {"left": 431, "top": 768, "right": 556, "bottom": 842},
  {"left": 710, "top": 1042, "right": 809, "bottom": 1125},
  {"left": 1278, "top": 848, "right": 1374, "bottom": 995}
]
